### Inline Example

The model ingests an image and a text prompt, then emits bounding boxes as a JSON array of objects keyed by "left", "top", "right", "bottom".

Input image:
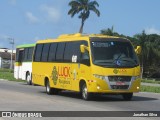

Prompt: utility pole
[{"left": 8, "top": 38, "right": 14, "bottom": 69}]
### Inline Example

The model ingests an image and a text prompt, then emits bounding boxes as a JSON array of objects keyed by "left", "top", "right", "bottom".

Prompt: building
[{"left": 0, "top": 48, "right": 15, "bottom": 69}]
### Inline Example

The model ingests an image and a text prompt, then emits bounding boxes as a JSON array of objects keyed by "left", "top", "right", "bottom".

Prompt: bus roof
[
  {"left": 16, "top": 44, "right": 35, "bottom": 48},
  {"left": 36, "top": 33, "right": 121, "bottom": 44}
]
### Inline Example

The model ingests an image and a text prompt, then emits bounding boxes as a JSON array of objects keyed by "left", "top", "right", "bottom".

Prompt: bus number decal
[{"left": 72, "top": 55, "right": 77, "bottom": 63}]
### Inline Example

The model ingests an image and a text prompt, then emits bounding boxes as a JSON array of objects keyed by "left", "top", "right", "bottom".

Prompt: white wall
[{"left": 0, "top": 49, "right": 16, "bottom": 53}]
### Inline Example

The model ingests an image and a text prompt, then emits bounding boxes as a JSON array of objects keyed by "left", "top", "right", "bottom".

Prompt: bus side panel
[
  {"left": 21, "top": 62, "right": 32, "bottom": 80},
  {"left": 18, "top": 66, "right": 22, "bottom": 79},
  {"left": 77, "top": 64, "right": 92, "bottom": 92},
  {"left": 14, "top": 62, "right": 21, "bottom": 79},
  {"left": 32, "top": 61, "right": 93, "bottom": 92},
  {"left": 49, "top": 63, "right": 72, "bottom": 90},
  {"left": 70, "top": 63, "right": 80, "bottom": 91},
  {"left": 32, "top": 62, "right": 46, "bottom": 86},
  {"left": 49, "top": 63, "right": 92, "bottom": 92}
]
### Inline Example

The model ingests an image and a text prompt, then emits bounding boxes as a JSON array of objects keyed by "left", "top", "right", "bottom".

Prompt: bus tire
[
  {"left": 81, "top": 83, "right": 92, "bottom": 100},
  {"left": 122, "top": 93, "right": 133, "bottom": 101},
  {"left": 26, "top": 73, "right": 32, "bottom": 85},
  {"left": 46, "top": 80, "right": 54, "bottom": 95}
]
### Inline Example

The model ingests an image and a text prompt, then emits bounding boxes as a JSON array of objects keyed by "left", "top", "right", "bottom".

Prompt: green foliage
[
  {"left": 140, "top": 85, "right": 160, "bottom": 93},
  {"left": 101, "top": 27, "right": 160, "bottom": 78},
  {"left": 0, "top": 68, "right": 13, "bottom": 73},
  {"left": 0, "top": 69, "right": 25, "bottom": 82},
  {"left": 68, "top": 0, "right": 100, "bottom": 33},
  {"left": 141, "top": 79, "right": 160, "bottom": 84}
]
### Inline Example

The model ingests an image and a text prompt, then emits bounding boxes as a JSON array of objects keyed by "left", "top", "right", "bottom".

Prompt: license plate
[{"left": 116, "top": 82, "right": 125, "bottom": 85}]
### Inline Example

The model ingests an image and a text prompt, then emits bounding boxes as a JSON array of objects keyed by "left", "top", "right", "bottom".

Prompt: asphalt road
[{"left": 0, "top": 80, "right": 159, "bottom": 120}]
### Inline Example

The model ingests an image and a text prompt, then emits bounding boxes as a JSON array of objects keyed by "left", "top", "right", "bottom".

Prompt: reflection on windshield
[{"left": 91, "top": 39, "right": 139, "bottom": 68}]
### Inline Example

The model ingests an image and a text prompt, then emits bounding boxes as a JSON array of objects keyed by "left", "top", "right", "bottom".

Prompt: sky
[{"left": 0, "top": 0, "right": 160, "bottom": 49}]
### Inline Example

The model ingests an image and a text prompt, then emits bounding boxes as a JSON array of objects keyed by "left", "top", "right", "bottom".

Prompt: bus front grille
[
  {"left": 108, "top": 76, "right": 132, "bottom": 90},
  {"left": 108, "top": 76, "right": 131, "bottom": 82}
]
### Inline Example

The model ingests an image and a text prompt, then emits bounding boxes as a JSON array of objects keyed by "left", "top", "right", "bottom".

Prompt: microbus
[{"left": 32, "top": 33, "right": 141, "bottom": 100}]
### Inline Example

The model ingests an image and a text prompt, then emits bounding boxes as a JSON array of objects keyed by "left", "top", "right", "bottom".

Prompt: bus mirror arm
[
  {"left": 80, "top": 45, "right": 89, "bottom": 53},
  {"left": 135, "top": 46, "right": 141, "bottom": 55}
]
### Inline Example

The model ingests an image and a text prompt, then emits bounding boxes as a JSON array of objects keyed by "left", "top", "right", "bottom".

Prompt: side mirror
[
  {"left": 80, "top": 45, "right": 89, "bottom": 53},
  {"left": 135, "top": 46, "right": 141, "bottom": 54},
  {"left": 80, "top": 45, "right": 85, "bottom": 53}
]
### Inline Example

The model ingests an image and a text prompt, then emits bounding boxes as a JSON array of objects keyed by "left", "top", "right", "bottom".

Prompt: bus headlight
[{"left": 93, "top": 74, "right": 108, "bottom": 81}]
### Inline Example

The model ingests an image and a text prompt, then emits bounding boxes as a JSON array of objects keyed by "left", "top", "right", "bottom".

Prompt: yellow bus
[{"left": 32, "top": 33, "right": 141, "bottom": 100}]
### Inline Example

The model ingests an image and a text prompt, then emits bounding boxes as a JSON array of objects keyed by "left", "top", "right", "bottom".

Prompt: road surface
[{"left": 0, "top": 80, "right": 159, "bottom": 120}]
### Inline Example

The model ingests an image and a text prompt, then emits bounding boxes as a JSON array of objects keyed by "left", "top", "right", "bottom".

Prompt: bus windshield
[{"left": 90, "top": 38, "right": 139, "bottom": 68}]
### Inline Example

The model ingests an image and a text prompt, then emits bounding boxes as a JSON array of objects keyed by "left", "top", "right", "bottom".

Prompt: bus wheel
[
  {"left": 122, "top": 93, "right": 133, "bottom": 101},
  {"left": 81, "top": 83, "right": 92, "bottom": 100},
  {"left": 26, "top": 73, "right": 32, "bottom": 85},
  {"left": 46, "top": 80, "right": 53, "bottom": 95}
]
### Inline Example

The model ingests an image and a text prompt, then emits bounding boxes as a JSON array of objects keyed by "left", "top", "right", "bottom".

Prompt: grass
[
  {"left": 0, "top": 68, "right": 26, "bottom": 83},
  {"left": 140, "top": 85, "right": 160, "bottom": 93},
  {"left": 141, "top": 79, "right": 160, "bottom": 84}
]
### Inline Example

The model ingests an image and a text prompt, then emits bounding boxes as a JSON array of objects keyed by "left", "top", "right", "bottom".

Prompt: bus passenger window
[
  {"left": 34, "top": 44, "right": 43, "bottom": 62},
  {"left": 41, "top": 44, "right": 50, "bottom": 62},
  {"left": 56, "top": 43, "right": 65, "bottom": 62},
  {"left": 64, "top": 41, "right": 81, "bottom": 63},
  {"left": 48, "top": 43, "right": 57, "bottom": 62}
]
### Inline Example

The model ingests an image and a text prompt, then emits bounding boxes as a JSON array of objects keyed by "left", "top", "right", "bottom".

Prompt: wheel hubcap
[
  {"left": 27, "top": 75, "right": 30, "bottom": 83},
  {"left": 47, "top": 83, "right": 50, "bottom": 92},
  {"left": 83, "top": 87, "right": 87, "bottom": 99}
]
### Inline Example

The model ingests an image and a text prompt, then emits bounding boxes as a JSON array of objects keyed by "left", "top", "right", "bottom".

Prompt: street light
[{"left": 8, "top": 38, "right": 14, "bottom": 69}]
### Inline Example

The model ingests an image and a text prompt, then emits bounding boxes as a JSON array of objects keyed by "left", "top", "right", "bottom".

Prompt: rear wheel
[
  {"left": 81, "top": 83, "right": 92, "bottom": 100},
  {"left": 122, "top": 93, "right": 133, "bottom": 101},
  {"left": 26, "top": 73, "right": 32, "bottom": 85}
]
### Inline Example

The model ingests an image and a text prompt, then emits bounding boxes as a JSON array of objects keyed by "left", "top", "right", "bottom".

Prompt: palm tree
[
  {"left": 68, "top": 0, "right": 100, "bottom": 33},
  {"left": 101, "top": 26, "right": 114, "bottom": 36},
  {"left": 134, "top": 30, "right": 147, "bottom": 78}
]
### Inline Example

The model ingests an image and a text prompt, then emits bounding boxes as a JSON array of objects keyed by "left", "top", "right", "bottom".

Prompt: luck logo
[{"left": 52, "top": 66, "right": 58, "bottom": 85}]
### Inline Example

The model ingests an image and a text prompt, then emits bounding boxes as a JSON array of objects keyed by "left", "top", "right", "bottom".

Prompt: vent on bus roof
[
  {"left": 58, "top": 33, "right": 115, "bottom": 39},
  {"left": 58, "top": 33, "right": 82, "bottom": 39}
]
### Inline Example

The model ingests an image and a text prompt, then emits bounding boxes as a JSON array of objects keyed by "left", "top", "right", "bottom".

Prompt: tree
[
  {"left": 131, "top": 31, "right": 160, "bottom": 78},
  {"left": 68, "top": 0, "right": 100, "bottom": 33},
  {"left": 134, "top": 31, "right": 148, "bottom": 78},
  {"left": 101, "top": 26, "right": 115, "bottom": 36}
]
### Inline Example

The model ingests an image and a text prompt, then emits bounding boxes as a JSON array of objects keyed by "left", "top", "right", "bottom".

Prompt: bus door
[
  {"left": 17, "top": 49, "right": 24, "bottom": 79},
  {"left": 71, "top": 62, "right": 80, "bottom": 91},
  {"left": 67, "top": 41, "right": 82, "bottom": 91}
]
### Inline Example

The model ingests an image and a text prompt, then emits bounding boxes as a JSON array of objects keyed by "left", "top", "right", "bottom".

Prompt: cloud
[
  {"left": 41, "top": 5, "right": 61, "bottom": 23},
  {"left": 145, "top": 27, "right": 160, "bottom": 35},
  {"left": 26, "top": 12, "right": 39, "bottom": 24}
]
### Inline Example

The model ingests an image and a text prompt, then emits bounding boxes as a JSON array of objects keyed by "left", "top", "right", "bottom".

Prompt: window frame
[{"left": 34, "top": 44, "right": 44, "bottom": 62}]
